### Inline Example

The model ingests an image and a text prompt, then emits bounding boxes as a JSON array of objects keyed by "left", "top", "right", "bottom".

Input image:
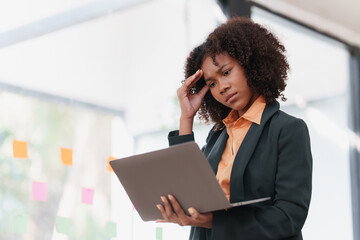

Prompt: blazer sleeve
[
  {"left": 168, "top": 130, "right": 195, "bottom": 146},
  {"left": 168, "top": 126, "right": 217, "bottom": 148},
  {"left": 211, "top": 118, "right": 313, "bottom": 240}
]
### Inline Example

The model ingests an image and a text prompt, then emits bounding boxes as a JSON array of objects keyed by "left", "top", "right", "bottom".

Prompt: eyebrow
[{"left": 204, "top": 63, "right": 230, "bottom": 82}]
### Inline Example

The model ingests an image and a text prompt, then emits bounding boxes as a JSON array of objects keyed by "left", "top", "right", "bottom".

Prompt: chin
[{"left": 232, "top": 103, "right": 246, "bottom": 111}]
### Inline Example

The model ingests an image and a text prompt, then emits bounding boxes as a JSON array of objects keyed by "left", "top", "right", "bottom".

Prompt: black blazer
[{"left": 168, "top": 101, "right": 312, "bottom": 240}]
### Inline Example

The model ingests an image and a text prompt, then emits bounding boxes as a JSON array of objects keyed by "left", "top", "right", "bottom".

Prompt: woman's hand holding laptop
[{"left": 156, "top": 194, "right": 213, "bottom": 229}]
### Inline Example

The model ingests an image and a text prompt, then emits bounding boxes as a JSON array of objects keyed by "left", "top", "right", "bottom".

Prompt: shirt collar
[{"left": 222, "top": 96, "right": 266, "bottom": 127}]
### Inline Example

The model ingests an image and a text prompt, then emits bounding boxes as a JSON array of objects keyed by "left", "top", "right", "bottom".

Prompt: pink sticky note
[
  {"left": 82, "top": 188, "right": 94, "bottom": 205},
  {"left": 32, "top": 182, "right": 47, "bottom": 201}
]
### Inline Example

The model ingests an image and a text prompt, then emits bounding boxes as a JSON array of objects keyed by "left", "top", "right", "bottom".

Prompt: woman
[{"left": 156, "top": 17, "right": 312, "bottom": 240}]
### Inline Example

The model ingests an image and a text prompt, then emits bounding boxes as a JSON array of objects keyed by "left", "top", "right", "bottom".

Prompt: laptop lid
[{"left": 110, "top": 141, "right": 232, "bottom": 221}]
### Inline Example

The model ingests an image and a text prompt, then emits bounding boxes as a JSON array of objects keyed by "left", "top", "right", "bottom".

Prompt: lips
[{"left": 225, "top": 93, "right": 238, "bottom": 103}]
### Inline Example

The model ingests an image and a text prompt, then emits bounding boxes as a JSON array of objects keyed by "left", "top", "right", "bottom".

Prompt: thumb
[{"left": 188, "top": 207, "right": 200, "bottom": 219}]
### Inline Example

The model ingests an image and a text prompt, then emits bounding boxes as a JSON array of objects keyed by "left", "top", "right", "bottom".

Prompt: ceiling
[
  {"left": 251, "top": 0, "right": 360, "bottom": 48},
  {"left": 1, "top": 0, "right": 359, "bottom": 48}
]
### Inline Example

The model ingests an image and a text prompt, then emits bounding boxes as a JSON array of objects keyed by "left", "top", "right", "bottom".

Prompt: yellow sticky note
[
  {"left": 61, "top": 148, "right": 73, "bottom": 166},
  {"left": 107, "top": 156, "right": 116, "bottom": 171},
  {"left": 13, "top": 140, "right": 28, "bottom": 159}
]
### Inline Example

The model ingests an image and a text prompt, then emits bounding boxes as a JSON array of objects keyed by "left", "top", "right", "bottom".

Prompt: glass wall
[
  {"left": 0, "top": 90, "right": 118, "bottom": 239},
  {"left": 0, "top": 0, "right": 223, "bottom": 238}
]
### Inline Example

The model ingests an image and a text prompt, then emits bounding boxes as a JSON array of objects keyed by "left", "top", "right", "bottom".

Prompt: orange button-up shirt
[{"left": 216, "top": 96, "right": 266, "bottom": 200}]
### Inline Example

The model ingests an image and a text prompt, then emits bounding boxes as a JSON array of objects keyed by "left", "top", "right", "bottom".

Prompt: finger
[
  {"left": 182, "top": 69, "right": 203, "bottom": 90},
  {"left": 156, "top": 204, "right": 169, "bottom": 221},
  {"left": 161, "top": 196, "right": 174, "bottom": 218},
  {"left": 188, "top": 207, "right": 200, "bottom": 219},
  {"left": 197, "top": 84, "right": 210, "bottom": 98},
  {"left": 155, "top": 219, "right": 168, "bottom": 223},
  {"left": 168, "top": 195, "right": 187, "bottom": 218},
  {"left": 168, "top": 195, "right": 190, "bottom": 226}
]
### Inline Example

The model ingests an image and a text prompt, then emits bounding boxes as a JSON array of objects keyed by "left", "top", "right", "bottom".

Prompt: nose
[{"left": 219, "top": 79, "right": 230, "bottom": 94}]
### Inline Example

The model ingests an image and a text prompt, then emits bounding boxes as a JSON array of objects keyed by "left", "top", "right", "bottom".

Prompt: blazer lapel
[
  {"left": 207, "top": 129, "right": 228, "bottom": 174},
  {"left": 230, "top": 101, "right": 280, "bottom": 203}
]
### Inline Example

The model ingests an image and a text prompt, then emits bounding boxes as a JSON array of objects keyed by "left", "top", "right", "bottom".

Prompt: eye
[
  {"left": 209, "top": 82, "right": 216, "bottom": 88},
  {"left": 223, "top": 69, "right": 231, "bottom": 76}
]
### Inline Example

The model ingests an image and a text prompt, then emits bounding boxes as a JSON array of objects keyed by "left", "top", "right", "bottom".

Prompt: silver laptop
[{"left": 110, "top": 141, "right": 270, "bottom": 221}]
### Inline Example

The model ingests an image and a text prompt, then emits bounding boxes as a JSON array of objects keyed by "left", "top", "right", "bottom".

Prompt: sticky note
[
  {"left": 55, "top": 216, "right": 71, "bottom": 235},
  {"left": 32, "top": 181, "right": 47, "bottom": 201},
  {"left": 107, "top": 156, "right": 116, "bottom": 171},
  {"left": 156, "top": 227, "right": 163, "bottom": 240},
  {"left": 61, "top": 148, "right": 72, "bottom": 165},
  {"left": 12, "top": 213, "right": 28, "bottom": 234},
  {"left": 105, "top": 221, "right": 117, "bottom": 238},
  {"left": 13, "top": 140, "right": 28, "bottom": 159},
  {"left": 82, "top": 188, "right": 94, "bottom": 205}
]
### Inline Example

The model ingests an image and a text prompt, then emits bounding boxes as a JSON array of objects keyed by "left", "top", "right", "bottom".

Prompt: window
[{"left": 252, "top": 7, "right": 353, "bottom": 239}]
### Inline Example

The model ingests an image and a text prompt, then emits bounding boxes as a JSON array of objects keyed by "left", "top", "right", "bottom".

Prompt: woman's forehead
[{"left": 202, "top": 53, "right": 233, "bottom": 69}]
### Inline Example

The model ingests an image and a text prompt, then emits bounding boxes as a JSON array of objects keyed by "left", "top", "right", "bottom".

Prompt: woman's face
[{"left": 201, "top": 53, "right": 259, "bottom": 117}]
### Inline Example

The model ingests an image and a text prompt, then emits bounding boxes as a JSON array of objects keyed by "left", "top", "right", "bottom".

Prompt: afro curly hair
[{"left": 184, "top": 17, "right": 289, "bottom": 130}]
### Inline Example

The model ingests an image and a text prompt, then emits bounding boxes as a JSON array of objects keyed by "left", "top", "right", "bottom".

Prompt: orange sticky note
[
  {"left": 61, "top": 148, "right": 73, "bottom": 165},
  {"left": 107, "top": 156, "right": 116, "bottom": 171},
  {"left": 13, "top": 140, "right": 28, "bottom": 159}
]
